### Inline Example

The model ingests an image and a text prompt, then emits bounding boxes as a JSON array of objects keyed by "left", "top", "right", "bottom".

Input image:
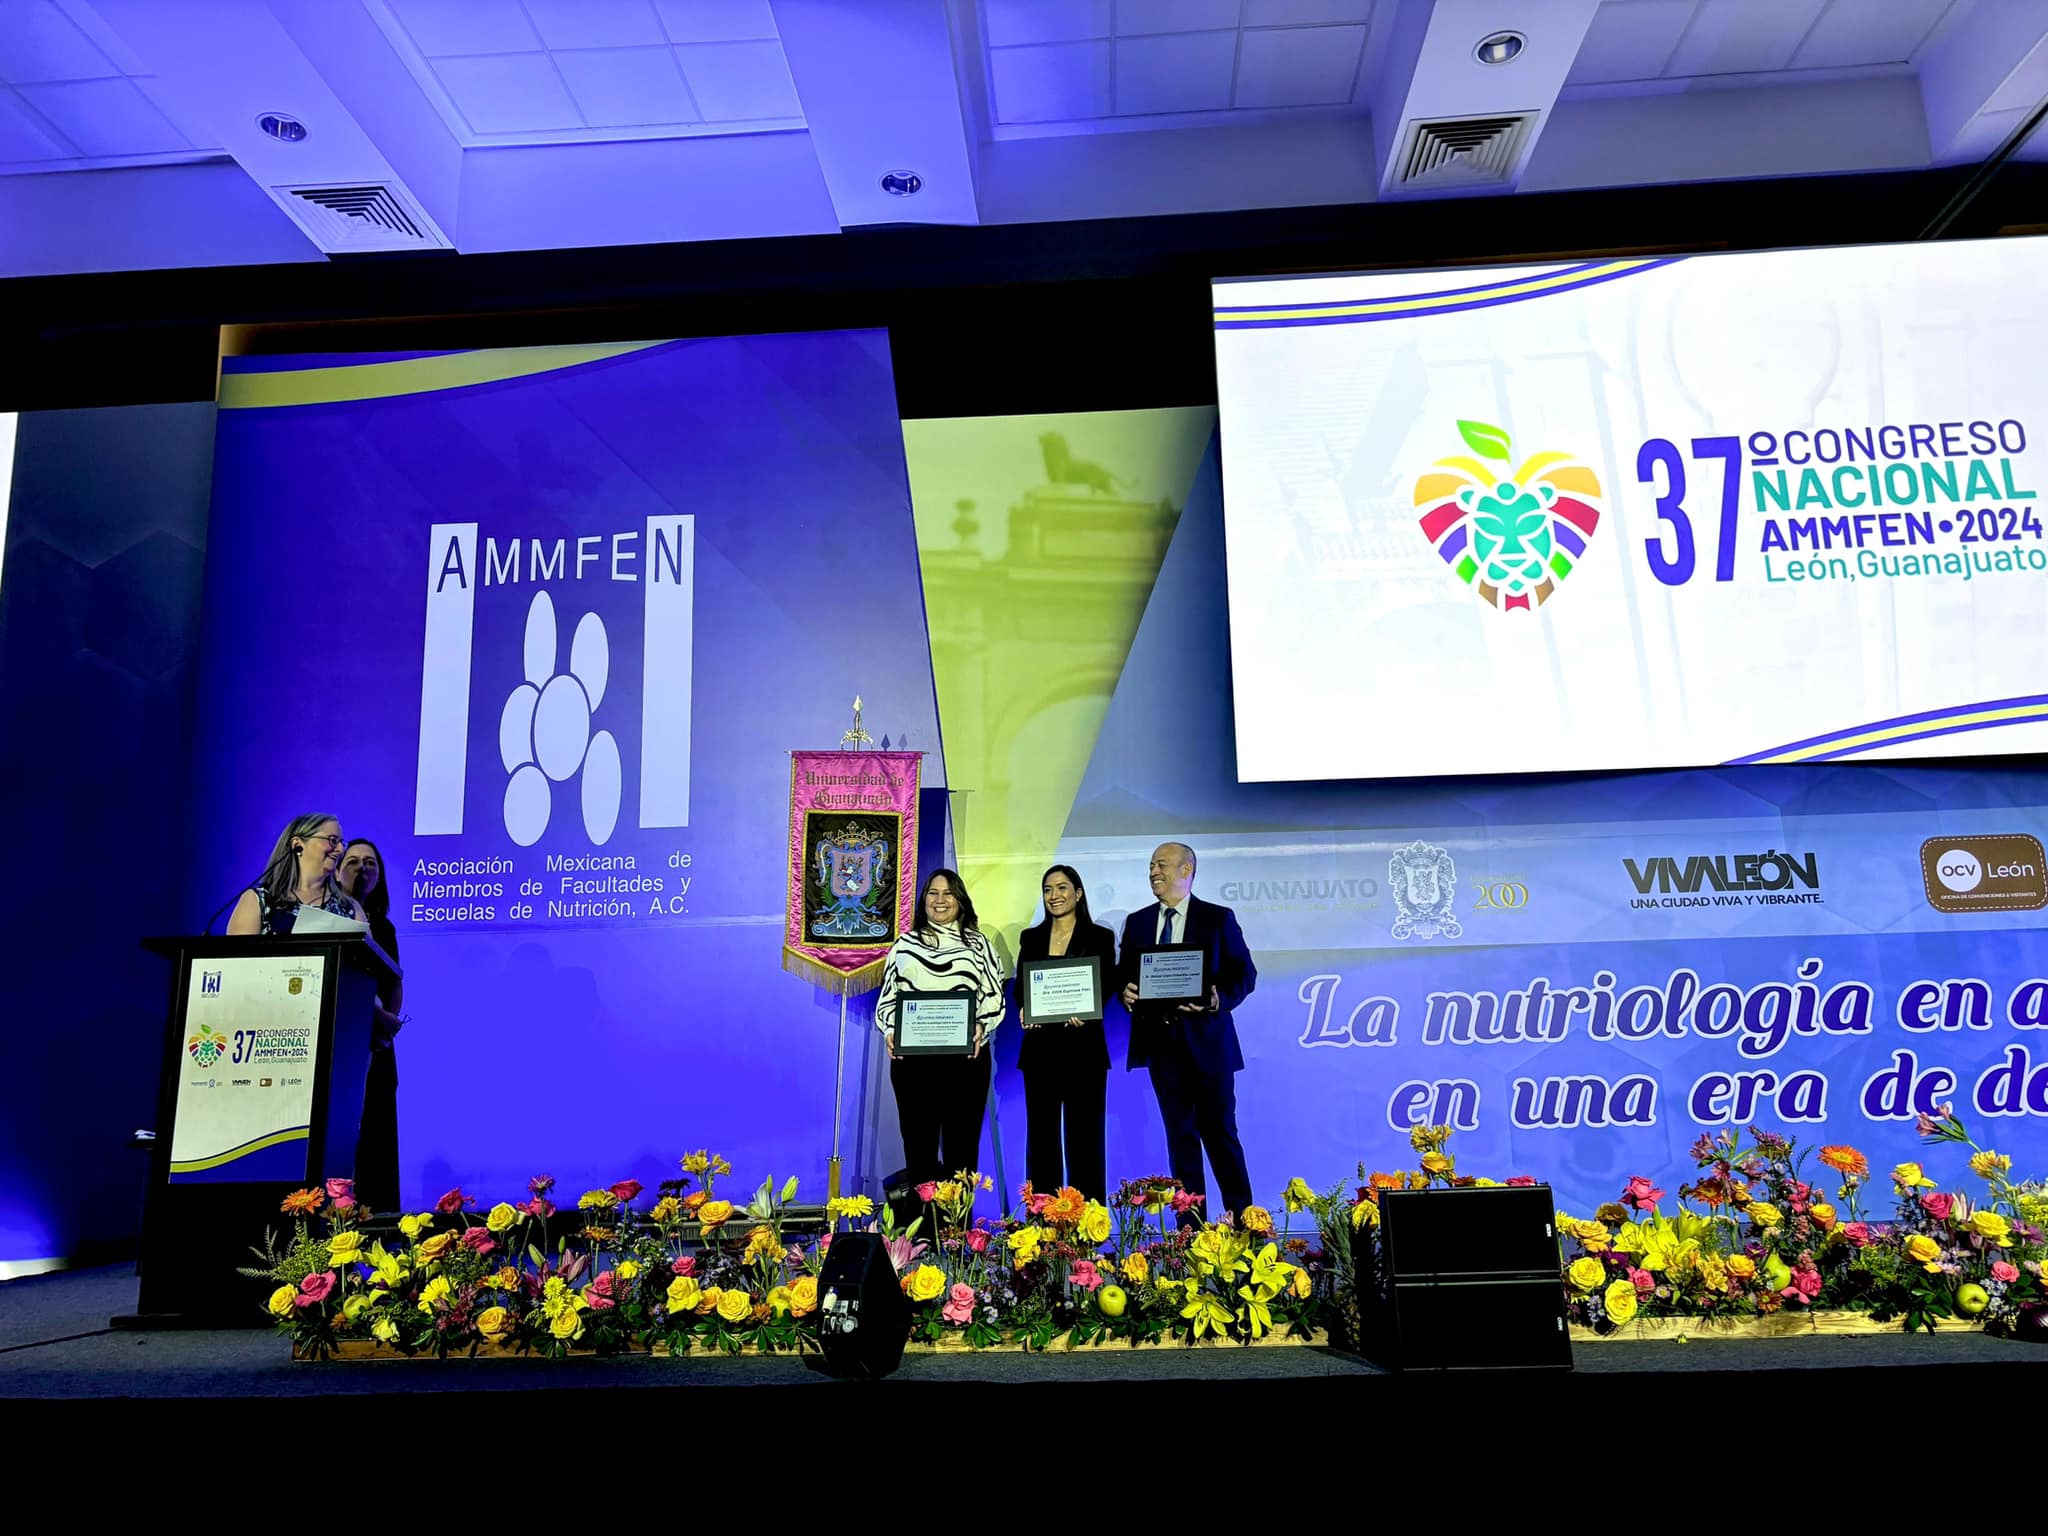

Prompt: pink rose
[
  {"left": 1629, "top": 1268, "right": 1655, "bottom": 1295},
  {"left": 586, "top": 1271, "right": 618, "bottom": 1311},
  {"left": 435, "top": 1186, "right": 472, "bottom": 1215},
  {"left": 296, "top": 1270, "right": 336, "bottom": 1306},
  {"left": 1919, "top": 1191, "right": 1954, "bottom": 1222},
  {"left": 1171, "top": 1190, "right": 1204, "bottom": 1213},
  {"left": 1069, "top": 1259, "right": 1104, "bottom": 1292},
  {"left": 817, "top": 1235, "right": 832, "bottom": 1259},
  {"left": 459, "top": 1227, "right": 496, "bottom": 1256},
  {"left": 1840, "top": 1222, "right": 1871, "bottom": 1247},
  {"left": 610, "top": 1179, "right": 643, "bottom": 1204},
  {"left": 964, "top": 1228, "right": 990, "bottom": 1254},
  {"left": 1504, "top": 1176, "right": 1536, "bottom": 1187},
  {"left": 324, "top": 1177, "right": 354, "bottom": 1201},
  {"left": 1782, "top": 1268, "right": 1822, "bottom": 1305},
  {"left": 1620, "top": 1176, "right": 1665, "bottom": 1212},
  {"left": 941, "top": 1282, "right": 976, "bottom": 1324},
  {"left": 671, "top": 1254, "right": 696, "bottom": 1278},
  {"left": 1992, "top": 1261, "right": 2021, "bottom": 1284},
  {"left": 517, "top": 1197, "right": 555, "bottom": 1220},
  {"left": 916, "top": 1181, "right": 938, "bottom": 1202}
]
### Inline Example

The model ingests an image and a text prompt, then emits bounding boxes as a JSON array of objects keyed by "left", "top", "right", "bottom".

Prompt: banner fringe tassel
[{"left": 781, "top": 949, "right": 886, "bottom": 998}]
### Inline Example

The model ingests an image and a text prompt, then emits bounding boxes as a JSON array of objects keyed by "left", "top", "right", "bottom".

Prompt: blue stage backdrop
[
  {"left": 193, "top": 337, "right": 943, "bottom": 1208},
  {"left": 1059, "top": 437, "right": 2048, "bottom": 1214}
]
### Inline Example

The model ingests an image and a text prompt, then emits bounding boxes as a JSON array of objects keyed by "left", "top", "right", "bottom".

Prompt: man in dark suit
[{"left": 1116, "top": 842, "right": 1258, "bottom": 1221}]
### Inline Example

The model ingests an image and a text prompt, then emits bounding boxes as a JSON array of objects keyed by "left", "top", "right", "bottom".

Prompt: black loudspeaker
[
  {"left": 1359, "top": 1185, "right": 1572, "bottom": 1372},
  {"left": 811, "top": 1231, "right": 913, "bottom": 1380}
]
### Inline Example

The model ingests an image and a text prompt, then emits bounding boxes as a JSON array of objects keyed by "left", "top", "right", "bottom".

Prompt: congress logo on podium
[
  {"left": 1413, "top": 421, "right": 1603, "bottom": 612},
  {"left": 1390, "top": 840, "right": 1462, "bottom": 941},
  {"left": 187, "top": 1024, "right": 227, "bottom": 1067}
]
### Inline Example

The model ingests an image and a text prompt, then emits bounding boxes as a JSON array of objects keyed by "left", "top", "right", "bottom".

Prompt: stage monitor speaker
[
  {"left": 811, "top": 1231, "right": 912, "bottom": 1380},
  {"left": 1361, "top": 1184, "right": 1572, "bottom": 1372}
]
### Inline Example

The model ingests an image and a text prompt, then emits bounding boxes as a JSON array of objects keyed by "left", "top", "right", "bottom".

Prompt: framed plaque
[
  {"left": 1138, "top": 943, "right": 1209, "bottom": 1004},
  {"left": 894, "top": 991, "right": 975, "bottom": 1056},
  {"left": 1019, "top": 954, "right": 1104, "bottom": 1027}
]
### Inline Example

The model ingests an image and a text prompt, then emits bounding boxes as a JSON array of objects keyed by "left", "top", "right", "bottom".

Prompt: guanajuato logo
[{"left": 1413, "top": 420, "right": 1604, "bottom": 611}]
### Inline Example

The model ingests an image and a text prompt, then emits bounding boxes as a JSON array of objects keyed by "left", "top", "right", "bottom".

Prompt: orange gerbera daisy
[
  {"left": 1041, "top": 1186, "right": 1086, "bottom": 1225},
  {"left": 1818, "top": 1145, "right": 1869, "bottom": 1178},
  {"left": 280, "top": 1188, "right": 324, "bottom": 1216}
]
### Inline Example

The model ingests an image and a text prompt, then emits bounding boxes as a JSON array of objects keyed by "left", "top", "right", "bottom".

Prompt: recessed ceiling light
[
  {"left": 879, "top": 169, "right": 923, "bottom": 197},
  {"left": 257, "top": 112, "right": 307, "bottom": 143},
  {"left": 1474, "top": 31, "right": 1525, "bottom": 66}
]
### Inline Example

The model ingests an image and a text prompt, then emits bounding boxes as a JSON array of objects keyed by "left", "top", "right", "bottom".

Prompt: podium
[{"left": 128, "top": 933, "right": 400, "bottom": 1326}]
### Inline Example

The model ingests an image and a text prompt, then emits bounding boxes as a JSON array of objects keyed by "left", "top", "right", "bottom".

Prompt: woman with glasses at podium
[
  {"left": 340, "top": 838, "right": 404, "bottom": 1214},
  {"left": 225, "top": 813, "right": 367, "bottom": 936}
]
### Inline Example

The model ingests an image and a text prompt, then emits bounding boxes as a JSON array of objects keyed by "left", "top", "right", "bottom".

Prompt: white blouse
[{"left": 874, "top": 922, "right": 1007, "bottom": 1039}]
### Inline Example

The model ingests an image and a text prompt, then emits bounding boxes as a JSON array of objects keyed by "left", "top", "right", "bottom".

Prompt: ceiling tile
[
  {"left": 433, "top": 52, "right": 583, "bottom": 134},
  {"left": 1235, "top": 23, "right": 1364, "bottom": 107},
  {"left": 1664, "top": 0, "right": 1828, "bottom": 77},
  {"left": 1242, "top": 0, "right": 1373, "bottom": 24},
  {"left": 990, "top": 40, "right": 1112, "bottom": 122},
  {"left": 521, "top": 0, "right": 667, "bottom": 50},
  {"left": 554, "top": 46, "right": 698, "bottom": 128},
  {"left": 15, "top": 76, "right": 186, "bottom": 156},
  {"left": 387, "top": 0, "right": 542, "bottom": 57},
  {"left": 1115, "top": 29, "right": 1236, "bottom": 114},
  {"left": 1568, "top": 1, "right": 1696, "bottom": 85},
  {"left": 1790, "top": 0, "right": 1952, "bottom": 70},
  {"left": 984, "top": 0, "right": 1113, "bottom": 48},
  {"left": 0, "top": 87, "right": 69, "bottom": 160},
  {"left": 674, "top": 40, "right": 800, "bottom": 120},
  {"left": 1116, "top": 0, "right": 1239, "bottom": 34},
  {"left": 0, "top": 0, "right": 117, "bottom": 84},
  {"left": 653, "top": 0, "right": 778, "bottom": 44}
]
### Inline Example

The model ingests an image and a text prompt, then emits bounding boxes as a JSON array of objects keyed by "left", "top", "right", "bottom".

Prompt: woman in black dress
[
  {"left": 339, "top": 838, "right": 404, "bottom": 1214},
  {"left": 1014, "top": 864, "right": 1115, "bottom": 1202}
]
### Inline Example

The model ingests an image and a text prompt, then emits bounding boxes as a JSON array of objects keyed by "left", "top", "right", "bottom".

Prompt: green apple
[
  {"left": 1097, "top": 1284, "right": 1127, "bottom": 1318},
  {"left": 1956, "top": 1282, "right": 1990, "bottom": 1316},
  {"left": 1764, "top": 1254, "right": 1792, "bottom": 1293}
]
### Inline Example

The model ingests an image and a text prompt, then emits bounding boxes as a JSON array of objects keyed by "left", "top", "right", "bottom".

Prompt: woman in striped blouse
[{"left": 876, "top": 869, "right": 1007, "bottom": 1205}]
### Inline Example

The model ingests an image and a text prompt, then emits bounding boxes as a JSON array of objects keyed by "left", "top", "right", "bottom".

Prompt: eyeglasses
[{"left": 307, "top": 833, "right": 345, "bottom": 847}]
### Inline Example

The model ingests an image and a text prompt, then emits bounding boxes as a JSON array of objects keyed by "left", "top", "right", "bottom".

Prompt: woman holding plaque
[
  {"left": 1013, "top": 864, "right": 1114, "bottom": 1202},
  {"left": 876, "top": 870, "right": 1006, "bottom": 1207}
]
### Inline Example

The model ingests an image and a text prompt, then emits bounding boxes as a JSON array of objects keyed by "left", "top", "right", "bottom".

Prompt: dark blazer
[
  {"left": 1115, "top": 895, "right": 1257, "bottom": 1076},
  {"left": 1012, "top": 918, "right": 1116, "bottom": 1073}
]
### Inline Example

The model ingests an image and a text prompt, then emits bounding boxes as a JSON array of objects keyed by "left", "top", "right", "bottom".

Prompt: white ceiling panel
[
  {"left": 1568, "top": 1, "right": 1694, "bottom": 85},
  {"left": 554, "top": 46, "right": 698, "bottom": 128},
  {"left": 991, "top": 39, "right": 1113, "bottom": 122},
  {"left": 1242, "top": 0, "right": 1372, "bottom": 24},
  {"left": 1664, "top": 0, "right": 1829, "bottom": 77},
  {"left": 385, "top": 0, "right": 542, "bottom": 57},
  {"left": 1115, "top": 30, "right": 1236, "bottom": 115},
  {"left": 16, "top": 75, "right": 188, "bottom": 156},
  {"left": 0, "top": 0, "right": 117, "bottom": 83},
  {"left": 675, "top": 39, "right": 801, "bottom": 121},
  {"left": 522, "top": 0, "right": 668, "bottom": 51},
  {"left": 1235, "top": 23, "right": 1365, "bottom": 108},
  {"left": 433, "top": 52, "right": 584, "bottom": 135},
  {"left": 1791, "top": 0, "right": 1956, "bottom": 70},
  {"left": 653, "top": 0, "right": 779, "bottom": 44},
  {"left": 985, "top": 0, "right": 1114, "bottom": 48},
  {"left": 1117, "top": 0, "right": 1239, "bottom": 34}
]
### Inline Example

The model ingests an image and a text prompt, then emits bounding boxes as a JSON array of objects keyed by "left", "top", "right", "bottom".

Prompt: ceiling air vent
[
  {"left": 1395, "top": 113, "right": 1535, "bottom": 190},
  {"left": 271, "top": 181, "right": 448, "bottom": 254}
]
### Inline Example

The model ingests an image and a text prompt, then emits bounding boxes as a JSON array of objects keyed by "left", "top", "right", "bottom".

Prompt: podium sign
[{"left": 170, "top": 954, "right": 324, "bottom": 1183}]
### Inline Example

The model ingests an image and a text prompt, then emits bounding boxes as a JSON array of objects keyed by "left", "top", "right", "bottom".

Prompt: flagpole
[{"left": 828, "top": 985, "right": 848, "bottom": 1204}]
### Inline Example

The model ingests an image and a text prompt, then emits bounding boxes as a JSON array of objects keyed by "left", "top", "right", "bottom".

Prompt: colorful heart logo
[{"left": 1413, "top": 420, "right": 1603, "bottom": 611}]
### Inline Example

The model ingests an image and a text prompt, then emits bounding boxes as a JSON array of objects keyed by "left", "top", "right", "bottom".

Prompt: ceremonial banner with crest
[{"left": 783, "top": 751, "right": 922, "bottom": 994}]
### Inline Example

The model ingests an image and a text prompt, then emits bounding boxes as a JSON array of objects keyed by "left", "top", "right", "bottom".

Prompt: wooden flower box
[
  {"left": 1569, "top": 1308, "right": 1988, "bottom": 1342},
  {"left": 297, "top": 1326, "right": 1324, "bottom": 1361}
]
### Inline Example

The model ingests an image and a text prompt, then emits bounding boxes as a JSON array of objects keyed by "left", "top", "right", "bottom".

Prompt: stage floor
[{"left": 3, "top": 1267, "right": 2041, "bottom": 1407}]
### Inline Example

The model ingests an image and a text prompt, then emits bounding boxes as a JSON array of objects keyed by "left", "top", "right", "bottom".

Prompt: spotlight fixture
[
  {"left": 1474, "top": 31, "right": 1525, "bottom": 66},
  {"left": 257, "top": 112, "right": 307, "bottom": 143},
  {"left": 879, "top": 169, "right": 923, "bottom": 196}
]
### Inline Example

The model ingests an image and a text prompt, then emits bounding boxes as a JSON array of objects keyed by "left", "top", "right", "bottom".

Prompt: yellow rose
[
  {"left": 1727, "top": 1255, "right": 1757, "bottom": 1281},
  {"left": 267, "top": 1285, "right": 296, "bottom": 1319},
  {"left": 767, "top": 1285, "right": 793, "bottom": 1316},
  {"left": 789, "top": 1275, "right": 819, "bottom": 1317},
  {"left": 615, "top": 1260, "right": 640, "bottom": 1281},
  {"left": 1240, "top": 1205, "right": 1274, "bottom": 1236},
  {"left": 1079, "top": 1202, "right": 1113, "bottom": 1245},
  {"left": 417, "top": 1231, "right": 458, "bottom": 1263},
  {"left": 696, "top": 1286, "right": 721, "bottom": 1315},
  {"left": 328, "top": 1231, "right": 365, "bottom": 1266},
  {"left": 1603, "top": 1279, "right": 1639, "bottom": 1325},
  {"left": 1122, "top": 1253, "right": 1149, "bottom": 1286},
  {"left": 1419, "top": 1152, "right": 1454, "bottom": 1176},
  {"left": 1968, "top": 1210, "right": 2012, "bottom": 1245},
  {"left": 1809, "top": 1202, "right": 1837, "bottom": 1230},
  {"left": 1575, "top": 1220, "right": 1612, "bottom": 1254},
  {"left": 397, "top": 1214, "right": 431, "bottom": 1240},
  {"left": 1905, "top": 1233, "right": 1942, "bottom": 1265},
  {"left": 416, "top": 1275, "right": 453, "bottom": 1314},
  {"left": 477, "top": 1305, "right": 514, "bottom": 1344},
  {"left": 697, "top": 1199, "right": 734, "bottom": 1231},
  {"left": 371, "top": 1317, "right": 400, "bottom": 1344},
  {"left": 1008, "top": 1226, "right": 1044, "bottom": 1265},
  {"left": 1969, "top": 1150, "right": 2012, "bottom": 1180},
  {"left": 1748, "top": 1202, "right": 1783, "bottom": 1229},
  {"left": 549, "top": 1307, "right": 582, "bottom": 1341},
  {"left": 716, "top": 1288, "right": 753, "bottom": 1324},
  {"left": 1893, "top": 1162, "right": 1935, "bottom": 1190},
  {"left": 486, "top": 1202, "right": 520, "bottom": 1233},
  {"left": 666, "top": 1274, "right": 702, "bottom": 1312},
  {"left": 1283, "top": 1177, "right": 1316, "bottom": 1213},
  {"left": 1568, "top": 1256, "right": 1605, "bottom": 1292},
  {"left": 905, "top": 1263, "right": 947, "bottom": 1304}
]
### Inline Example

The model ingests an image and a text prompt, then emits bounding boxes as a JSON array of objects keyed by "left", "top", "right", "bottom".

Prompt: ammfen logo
[{"left": 1413, "top": 420, "right": 1603, "bottom": 610}]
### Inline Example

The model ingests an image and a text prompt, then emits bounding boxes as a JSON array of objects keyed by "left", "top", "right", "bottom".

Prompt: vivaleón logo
[
  {"left": 1412, "top": 420, "right": 1604, "bottom": 612},
  {"left": 1625, "top": 849, "right": 1822, "bottom": 908},
  {"left": 414, "top": 520, "right": 695, "bottom": 848},
  {"left": 1920, "top": 834, "right": 2048, "bottom": 913}
]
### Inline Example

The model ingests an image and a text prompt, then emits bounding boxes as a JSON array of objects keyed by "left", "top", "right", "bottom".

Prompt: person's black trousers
[
  {"left": 354, "top": 1043, "right": 400, "bottom": 1214},
  {"left": 890, "top": 1048, "right": 993, "bottom": 1192},
  {"left": 1146, "top": 1048, "right": 1252, "bottom": 1220},
  {"left": 1023, "top": 1059, "right": 1107, "bottom": 1201}
]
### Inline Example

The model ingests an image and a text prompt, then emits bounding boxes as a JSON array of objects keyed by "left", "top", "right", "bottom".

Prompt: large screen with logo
[{"left": 1211, "top": 237, "right": 2048, "bottom": 782}]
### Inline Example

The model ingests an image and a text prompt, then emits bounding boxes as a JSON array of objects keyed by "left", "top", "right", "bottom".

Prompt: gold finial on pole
[{"left": 841, "top": 694, "right": 872, "bottom": 750}]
